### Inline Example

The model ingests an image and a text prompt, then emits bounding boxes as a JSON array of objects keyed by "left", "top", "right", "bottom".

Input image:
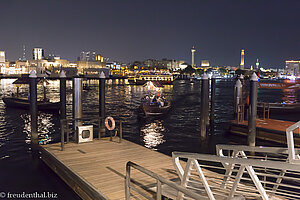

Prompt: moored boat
[
  {"left": 257, "top": 80, "right": 300, "bottom": 114},
  {"left": 258, "top": 81, "right": 300, "bottom": 90},
  {"left": 3, "top": 97, "right": 60, "bottom": 112},
  {"left": 257, "top": 102, "right": 300, "bottom": 114}
]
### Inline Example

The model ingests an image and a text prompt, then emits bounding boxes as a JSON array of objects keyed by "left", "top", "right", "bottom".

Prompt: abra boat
[
  {"left": 3, "top": 97, "right": 60, "bottom": 112},
  {"left": 141, "top": 81, "right": 171, "bottom": 116},
  {"left": 141, "top": 96, "right": 171, "bottom": 116},
  {"left": 257, "top": 80, "right": 300, "bottom": 114},
  {"left": 258, "top": 81, "right": 300, "bottom": 90},
  {"left": 257, "top": 102, "right": 300, "bottom": 114},
  {"left": 2, "top": 77, "right": 60, "bottom": 112}
]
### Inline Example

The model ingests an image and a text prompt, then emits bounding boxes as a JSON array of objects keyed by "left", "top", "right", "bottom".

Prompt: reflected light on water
[
  {"left": 21, "top": 113, "right": 54, "bottom": 144},
  {"left": 140, "top": 120, "right": 166, "bottom": 150},
  {"left": 282, "top": 89, "right": 297, "bottom": 104}
]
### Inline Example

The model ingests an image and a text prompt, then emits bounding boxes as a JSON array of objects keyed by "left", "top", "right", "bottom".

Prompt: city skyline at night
[{"left": 1, "top": 0, "right": 300, "bottom": 68}]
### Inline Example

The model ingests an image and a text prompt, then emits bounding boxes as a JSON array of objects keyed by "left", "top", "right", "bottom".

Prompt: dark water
[{"left": 0, "top": 78, "right": 299, "bottom": 198}]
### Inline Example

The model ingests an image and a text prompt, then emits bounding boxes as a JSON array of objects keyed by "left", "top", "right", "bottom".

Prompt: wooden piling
[
  {"left": 248, "top": 73, "right": 258, "bottom": 147},
  {"left": 73, "top": 77, "right": 83, "bottom": 142},
  {"left": 210, "top": 75, "right": 216, "bottom": 130},
  {"left": 60, "top": 71, "right": 67, "bottom": 120},
  {"left": 29, "top": 70, "right": 38, "bottom": 144},
  {"left": 234, "top": 79, "right": 243, "bottom": 116},
  {"left": 99, "top": 72, "right": 106, "bottom": 138},
  {"left": 200, "top": 73, "right": 209, "bottom": 139}
]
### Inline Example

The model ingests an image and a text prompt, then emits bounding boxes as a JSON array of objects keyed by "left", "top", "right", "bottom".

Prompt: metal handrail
[
  {"left": 125, "top": 161, "right": 202, "bottom": 200},
  {"left": 60, "top": 117, "right": 123, "bottom": 151},
  {"left": 286, "top": 121, "right": 300, "bottom": 164},
  {"left": 216, "top": 144, "right": 300, "bottom": 157},
  {"left": 237, "top": 104, "right": 244, "bottom": 123},
  {"left": 172, "top": 151, "right": 300, "bottom": 200}
]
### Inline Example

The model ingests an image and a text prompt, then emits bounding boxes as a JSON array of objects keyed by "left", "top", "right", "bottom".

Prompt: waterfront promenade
[{"left": 39, "top": 138, "right": 179, "bottom": 199}]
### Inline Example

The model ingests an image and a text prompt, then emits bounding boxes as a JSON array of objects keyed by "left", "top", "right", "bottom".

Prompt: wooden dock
[
  {"left": 230, "top": 118, "right": 300, "bottom": 146},
  {"left": 38, "top": 138, "right": 179, "bottom": 200}
]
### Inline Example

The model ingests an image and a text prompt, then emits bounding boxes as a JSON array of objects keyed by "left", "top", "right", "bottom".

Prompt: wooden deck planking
[
  {"left": 39, "top": 138, "right": 289, "bottom": 200},
  {"left": 232, "top": 118, "right": 298, "bottom": 133},
  {"left": 231, "top": 118, "right": 300, "bottom": 146},
  {"left": 40, "top": 138, "right": 179, "bottom": 200}
]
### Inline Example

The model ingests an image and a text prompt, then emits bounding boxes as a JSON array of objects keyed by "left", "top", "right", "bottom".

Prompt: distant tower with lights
[
  {"left": 256, "top": 58, "right": 259, "bottom": 69},
  {"left": 22, "top": 45, "right": 26, "bottom": 60},
  {"left": 240, "top": 49, "right": 245, "bottom": 69},
  {"left": 191, "top": 46, "right": 196, "bottom": 67}
]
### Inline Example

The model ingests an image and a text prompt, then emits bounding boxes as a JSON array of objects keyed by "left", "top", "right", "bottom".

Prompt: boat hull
[
  {"left": 3, "top": 97, "right": 60, "bottom": 112},
  {"left": 142, "top": 103, "right": 171, "bottom": 116},
  {"left": 257, "top": 102, "right": 300, "bottom": 114}
]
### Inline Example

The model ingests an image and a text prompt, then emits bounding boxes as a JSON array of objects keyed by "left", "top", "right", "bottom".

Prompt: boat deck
[{"left": 231, "top": 118, "right": 300, "bottom": 146}]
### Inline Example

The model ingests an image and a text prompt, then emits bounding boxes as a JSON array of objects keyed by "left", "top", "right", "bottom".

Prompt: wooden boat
[
  {"left": 142, "top": 99, "right": 171, "bottom": 116},
  {"left": 141, "top": 80, "right": 171, "bottom": 116},
  {"left": 258, "top": 82, "right": 300, "bottom": 90},
  {"left": 3, "top": 97, "right": 60, "bottom": 112},
  {"left": 257, "top": 102, "right": 300, "bottom": 114},
  {"left": 230, "top": 118, "right": 300, "bottom": 146}
]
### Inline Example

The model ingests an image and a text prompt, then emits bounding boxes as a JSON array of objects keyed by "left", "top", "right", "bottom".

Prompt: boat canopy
[
  {"left": 12, "top": 77, "right": 45, "bottom": 84},
  {"left": 142, "top": 81, "right": 163, "bottom": 88},
  {"left": 258, "top": 82, "right": 300, "bottom": 90}
]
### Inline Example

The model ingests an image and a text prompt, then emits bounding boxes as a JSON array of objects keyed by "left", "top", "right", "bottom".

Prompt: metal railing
[
  {"left": 236, "top": 104, "right": 245, "bottom": 123},
  {"left": 286, "top": 121, "right": 300, "bottom": 164},
  {"left": 60, "top": 117, "right": 123, "bottom": 151},
  {"left": 257, "top": 102, "right": 270, "bottom": 119},
  {"left": 125, "top": 122, "right": 300, "bottom": 199},
  {"left": 125, "top": 161, "right": 202, "bottom": 200},
  {"left": 172, "top": 151, "right": 300, "bottom": 200}
]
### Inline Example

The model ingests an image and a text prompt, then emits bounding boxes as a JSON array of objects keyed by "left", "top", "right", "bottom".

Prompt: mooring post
[
  {"left": 73, "top": 77, "right": 83, "bottom": 143},
  {"left": 210, "top": 74, "right": 216, "bottom": 130},
  {"left": 29, "top": 70, "right": 38, "bottom": 145},
  {"left": 234, "top": 79, "right": 243, "bottom": 116},
  {"left": 248, "top": 73, "right": 258, "bottom": 147},
  {"left": 60, "top": 71, "right": 67, "bottom": 120},
  {"left": 239, "top": 74, "right": 244, "bottom": 85},
  {"left": 60, "top": 71, "right": 67, "bottom": 148},
  {"left": 200, "top": 73, "right": 209, "bottom": 139},
  {"left": 99, "top": 72, "right": 106, "bottom": 138}
]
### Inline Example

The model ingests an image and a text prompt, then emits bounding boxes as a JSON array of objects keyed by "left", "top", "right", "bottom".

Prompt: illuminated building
[
  {"left": 0, "top": 51, "right": 5, "bottom": 63},
  {"left": 33, "top": 48, "right": 44, "bottom": 60},
  {"left": 240, "top": 49, "right": 245, "bottom": 69},
  {"left": 201, "top": 60, "right": 210, "bottom": 68},
  {"left": 96, "top": 54, "right": 104, "bottom": 62},
  {"left": 191, "top": 46, "right": 196, "bottom": 67},
  {"left": 75, "top": 60, "right": 107, "bottom": 75},
  {"left": 179, "top": 62, "right": 188, "bottom": 70},
  {"left": 285, "top": 60, "right": 300, "bottom": 76},
  {"left": 80, "top": 51, "right": 96, "bottom": 61}
]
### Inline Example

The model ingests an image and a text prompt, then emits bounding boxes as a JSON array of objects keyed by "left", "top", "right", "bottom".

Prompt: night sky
[{"left": 1, "top": 0, "right": 300, "bottom": 68}]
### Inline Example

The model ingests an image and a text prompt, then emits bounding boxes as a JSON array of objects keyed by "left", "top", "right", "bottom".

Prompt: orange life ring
[{"left": 105, "top": 116, "right": 115, "bottom": 130}]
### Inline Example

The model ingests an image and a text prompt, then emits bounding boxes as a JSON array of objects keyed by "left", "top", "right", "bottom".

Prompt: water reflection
[
  {"left": 282, "top": 89, "right": 298, "bottom": 104},
  {"left": 21, "top": 113, "right": 55, "bottom": 144},
  {"left": 140, "top": 120, "right": 166, "bottom": 150}
]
